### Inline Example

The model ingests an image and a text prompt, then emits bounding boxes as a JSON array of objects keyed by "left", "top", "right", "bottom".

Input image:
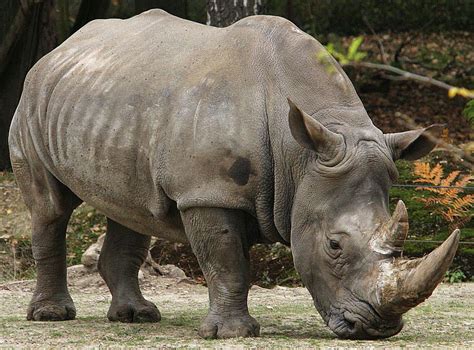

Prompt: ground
[{"left": 0, "top": 269, "right": 473, "bottom": 348}]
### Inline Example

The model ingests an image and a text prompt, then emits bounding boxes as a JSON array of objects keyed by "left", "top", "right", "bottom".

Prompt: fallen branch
[{"left": 345, "top": 61, "right": 474, "bottom": 99}]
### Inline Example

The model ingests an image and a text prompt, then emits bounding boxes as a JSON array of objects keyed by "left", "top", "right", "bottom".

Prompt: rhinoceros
[{"left": 8, "top": 10, "right": 460, "bottom": 339}]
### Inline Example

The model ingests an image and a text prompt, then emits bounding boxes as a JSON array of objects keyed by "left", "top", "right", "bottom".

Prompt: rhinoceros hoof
[
  {"left": 27, "top": 300, "right": 76, "bottom": 321},
  {"left": 198, "top": 313, "right": 260, "bottom": 339},
  {"left": 107, "top": 299, "right": 161, "bottom": 323}
]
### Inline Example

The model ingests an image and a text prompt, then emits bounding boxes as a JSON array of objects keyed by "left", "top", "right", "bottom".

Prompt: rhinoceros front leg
[
  {"left": 98, "top": 219, "right": 161, "bottom": 323},
  {"left": 181, "top": 208, "right": 260, "bottom": 339}
]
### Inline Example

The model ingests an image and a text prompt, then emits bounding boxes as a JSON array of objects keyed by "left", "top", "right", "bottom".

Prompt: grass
[{"left": 0, "top": 282, "right": 473, "bottom": 347}]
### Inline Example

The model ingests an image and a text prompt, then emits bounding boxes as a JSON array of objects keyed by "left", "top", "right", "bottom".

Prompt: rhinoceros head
[{"left": 287, "top": 100, "right": 460, "bottom": 339}]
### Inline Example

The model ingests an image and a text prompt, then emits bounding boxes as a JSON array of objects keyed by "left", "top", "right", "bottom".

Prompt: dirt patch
[{"left": 0, "top": 268, "right": 473, "bottom": 348}]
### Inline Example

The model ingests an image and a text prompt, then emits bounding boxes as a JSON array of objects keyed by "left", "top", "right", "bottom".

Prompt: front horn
[{"left": 377, "top": 229, "right": 460, "bottom": 315}]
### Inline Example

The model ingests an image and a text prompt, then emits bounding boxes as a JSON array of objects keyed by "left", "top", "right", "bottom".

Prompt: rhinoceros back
[{"left": 9, "top": 10, "right": 366, "bottom": 240}]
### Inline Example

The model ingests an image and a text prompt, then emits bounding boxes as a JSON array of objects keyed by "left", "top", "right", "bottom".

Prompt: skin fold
[{"left": 8, "top": 10, "right": 459, "bottom": 339}]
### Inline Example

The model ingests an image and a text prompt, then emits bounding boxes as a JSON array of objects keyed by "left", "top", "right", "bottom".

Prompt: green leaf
[
  {"left": 348, "top": 36, "right": 364, "bottom": 60},
  {"left": 353, "top": 51, "right": 367, "bottom": 62},
  {"left": 462, "top": 99, "right": 474, "bottom": 125},
  {"left": 325, "top": 43, "right": 335, "bottom": 54}
]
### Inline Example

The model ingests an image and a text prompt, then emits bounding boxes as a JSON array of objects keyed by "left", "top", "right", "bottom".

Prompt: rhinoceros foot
[
  {"left": 107, "top": 299, "right": 161, "bottom": 323},
  {"left": 27, "top": 295, "right": 76, "bottom": 321},
  {"left": 199, "top": 312, "right": 260, "bottom": 339}
]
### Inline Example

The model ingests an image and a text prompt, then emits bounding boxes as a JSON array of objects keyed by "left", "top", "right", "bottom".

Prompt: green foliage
[
  {"left": 325, "top": 36, "right": 367, "bottom": 65},
  {"left": 389, "top": 161, "right": 444, "bottom": 237},
  {"left": 1, "top": 203, "right": 106, "bottom": 282},
  {"left": 250, "top": 243, "right": 300, "bottom": 287},
  {"left": 389, "top": 159, "right": 474, "bottom": 280},
  {"left": 412, "top": 161, "right": 473, "bottom": 230},
  {"left": 390, "top": 159, "right": 473, "bottom": 235},
  {"left": 460, "top": 228, "right": 474, "bottom": 240},
  {"left": 390, "top": 187, "right": 445, "bottom": 236},
  {"left": 347, "top": 36, "right": 367, "bottom": 62},
  {"left": 462, "top": 100, "right": 474, "bottom": 126},
  {"left": 445, "top": 267, "right": 467, "bottom": 283},
  {"left": 417, "top": 47, "right": 455, "bottom": 71},
  {"left": 0, "top": 235, "right": 35, "bottom": 281},
  {"left": 66, "top": 205, "right": 106, "bottom": 266}
]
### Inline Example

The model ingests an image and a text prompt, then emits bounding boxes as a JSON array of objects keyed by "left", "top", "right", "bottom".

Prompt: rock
[
  {"left": 176, "top": 278, "right": 197, "bottom": 285},
  {"left": 141, "top": 251, "right": 188, "bottom": 279},
  {"left": 67, "top": 264, "right": 89, "bottom": 278},
  {"left": 81, "top": 233, "right": 105, "bottom": 272},
  {"left": 157, "top": 264, "right": 187, "bottom": 279},
  {"left": 250, "top": 285, "right": 266, "bottom": 291},
  {"left": 66, "top": 265, "right": 106, "bottom": 289},
  {"left": 141, "top": 251, "right": 162, "bottom": 275},
  {"left": 67, "top": 264, "right": 97, "bottom": 283}
]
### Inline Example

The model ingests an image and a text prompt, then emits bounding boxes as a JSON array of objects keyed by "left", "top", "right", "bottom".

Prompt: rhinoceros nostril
[
  {"left": 344, "top": 318, "right": 356, "bottom": 331},
  {"left": 343, "top": 311, "right": 358, "bottom": 328}
]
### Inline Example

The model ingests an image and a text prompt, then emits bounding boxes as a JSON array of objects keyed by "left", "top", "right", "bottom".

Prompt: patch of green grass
[
  {"left": 460, "top": 228, "right": 474, "bottom": 239},
  {"left": 161, "top": 312, "right": 202, "bottom": 328},
  {"left": 414, "top": 304, "right": 433, "bottom": 313},
  {"left": 0, "top": 171, "right": 16, "bottom": 182},
  {"left": 250, "top": 243, "right": 300, "bottom": 287},
  {"left": 50, "top": 331, "right": 64, "bottom": 337},
  {"left": 446, "top": 300, "right": 467, "bottom": 308},
  {"left": 252, "top": 303, "right": 312, "bottom": 315},
  {"left": 66, "top": 204, "right": 106, "bottom": 266}
]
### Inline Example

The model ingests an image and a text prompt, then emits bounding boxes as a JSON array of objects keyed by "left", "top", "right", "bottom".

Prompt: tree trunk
[
  {"left": 286, "top": 0, "right": 293, "bottom": 22},
  {"left": 135, "top": 0, "right": 187, "bottom": 18},
  {"left": 71, "top": 0, "right": 110, "bottom": 34},
  {"left": 0, "top": 0, "right": 58, "bottom": 170},
  {"left": 0, "top": 0, "right": 114, "bottom": 169},
  {"left": 206, "top": 0, "right": 264, "bottom": 27}
]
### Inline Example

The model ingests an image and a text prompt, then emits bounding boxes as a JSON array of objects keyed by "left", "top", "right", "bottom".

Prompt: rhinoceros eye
[{"left": 329, "top": 239, "right": 341, "bottom": 250}]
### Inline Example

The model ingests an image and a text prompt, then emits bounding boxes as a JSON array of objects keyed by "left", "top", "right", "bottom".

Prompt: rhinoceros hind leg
[
  {"left": 181, "top": 207, "right": 260, "bottom": 339},
  {"left": 98, "top": 218, "right": 161, "bottom": 323},
  {"left": 11, "top": 159, "right": 81, "bottom": 321}
]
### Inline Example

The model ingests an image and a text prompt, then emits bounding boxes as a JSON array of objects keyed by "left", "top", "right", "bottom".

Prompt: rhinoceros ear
[
  {"left": 384, "top": 125, "right": 443, "bottom": 161},
  {"left": 287, "top": 98, "right": 344, "bottom": 160}
]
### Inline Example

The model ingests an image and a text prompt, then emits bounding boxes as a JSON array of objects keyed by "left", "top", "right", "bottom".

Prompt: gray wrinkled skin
[{"left": 9, "top": 10, "right": 458, "bottom": 339}]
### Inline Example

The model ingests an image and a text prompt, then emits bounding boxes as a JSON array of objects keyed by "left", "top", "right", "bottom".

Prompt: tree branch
[
  {"left": 345, "top": 61, "right": 474, "bottom": 98},
  {"left": 71, "top": 0, "right": 110, "bottom": 34}
]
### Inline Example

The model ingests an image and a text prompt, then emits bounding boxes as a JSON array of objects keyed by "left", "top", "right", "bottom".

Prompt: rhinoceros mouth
[{"left": 326, "top": 301, "right": 403, "bottom": 339}]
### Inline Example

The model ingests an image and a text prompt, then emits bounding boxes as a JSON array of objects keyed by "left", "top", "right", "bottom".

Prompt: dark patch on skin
[{"left": 227, "top": 157, "right": 251, "bottom": 186}]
